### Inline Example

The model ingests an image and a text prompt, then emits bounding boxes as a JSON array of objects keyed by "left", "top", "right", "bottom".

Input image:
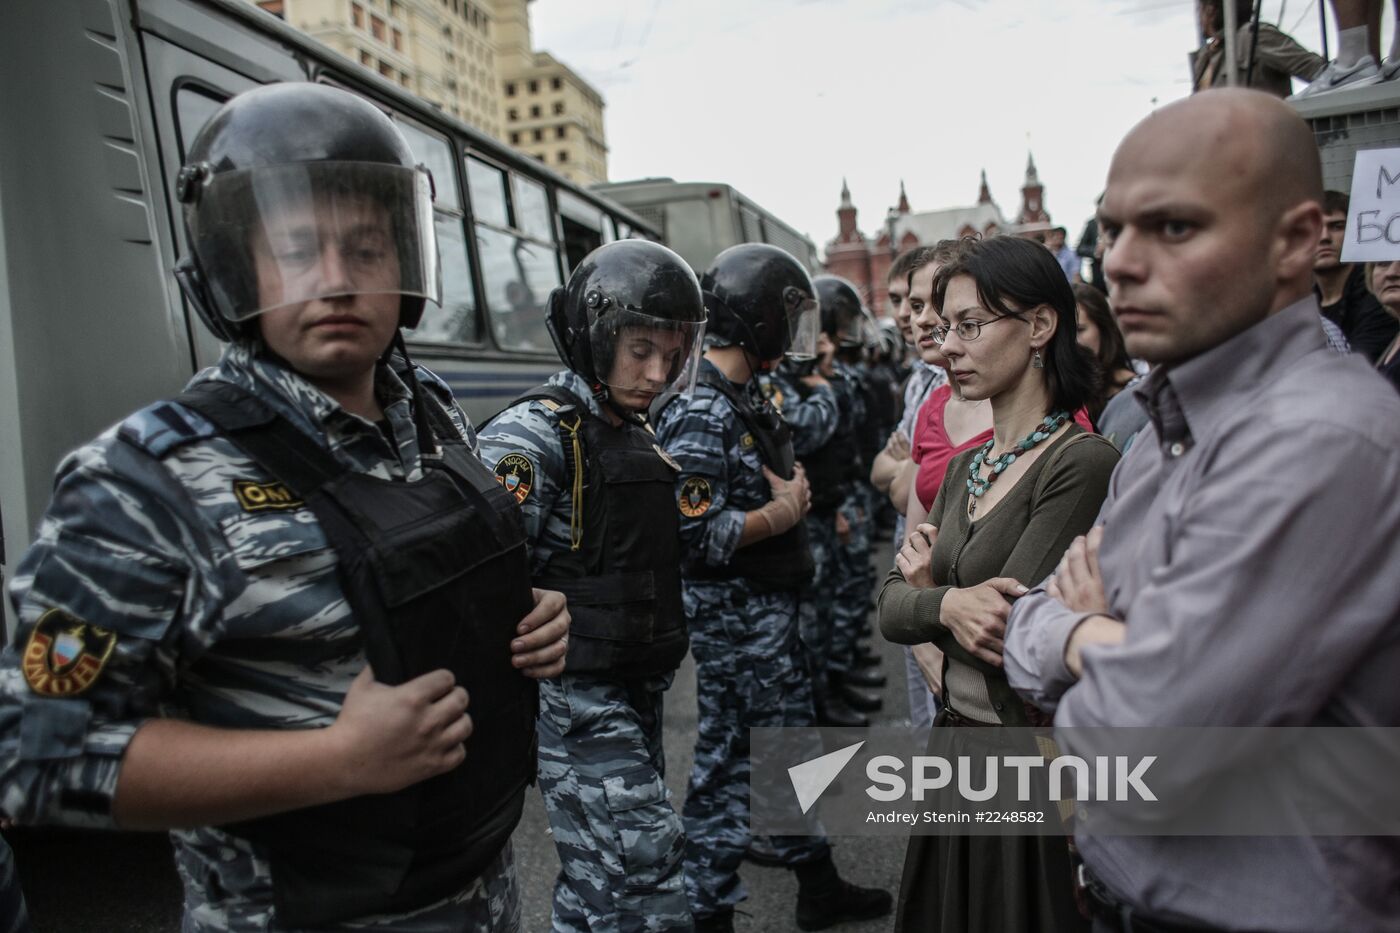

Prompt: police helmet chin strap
[{"left": 387, "top": 330, "right": 442, "bottom": 458}]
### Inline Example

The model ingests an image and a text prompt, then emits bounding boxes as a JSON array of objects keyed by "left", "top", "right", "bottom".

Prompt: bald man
[{"left": 1005, "top": 89, "right": 1400, "bottom": 933}]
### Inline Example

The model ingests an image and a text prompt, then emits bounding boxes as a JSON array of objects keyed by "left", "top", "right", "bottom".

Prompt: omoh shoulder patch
[
  {"left": 23, "top": 609, "right": 117, "bottom": 697},
  {"left": 494, "top": 453, "right": 535, "bottom": 504},
  {"left": 234, "top": 480, "right": 304, "bottom": 512},
  {"left": 678, "top": 476, "right": 712, "bottom": 517}
]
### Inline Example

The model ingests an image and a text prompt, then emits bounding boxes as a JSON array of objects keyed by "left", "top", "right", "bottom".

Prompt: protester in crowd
[
  {"left": 1046, "top": 226, "right": 1081, "bottom": 283},
  {"left": 895, "top": 248, "right": 992, "bottom": 723},
  {"left": 869, "top": 246, "right": 956, "bottom": 729},
  {"left": 1074, "top": 284, "right": 1138, "bottom": 428},
  {"left": 1193, "top": 0, "right": 1325, "bottom": 96},
  {"left": 1076, "top": 209, "right": 1108, "bottom": 294},
  {"left": 1315, "top": 190, "right": 1399, "bottom": 360},
  {"left": 885, "top": 248, "right": 960, "bottom": 523},
  {"left": 871, "top": 247, "right": 947, "bottom": 543},
  {"left": 1294, "top": 0, "right": 1400, "bottom": 97},
  {"left": 878, "top": 235, "right": 1118, "bottom": 932},
  {"left": 1365, "top": 259, "right": 1400, "bottom": 391},
  {"left": 1006, "top": 88, "right": 1400, "bottom": 933}
]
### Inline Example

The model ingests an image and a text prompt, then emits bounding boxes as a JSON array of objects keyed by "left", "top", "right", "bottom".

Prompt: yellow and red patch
[
  {"left": 678, "top": 476, "right": 713, "bottom": 518},
  {"left": 22, "top": 609, "right": 117, "bottom": 697},
  {"left": 494, "top": 453, "right": 535, "bottom": 504}
]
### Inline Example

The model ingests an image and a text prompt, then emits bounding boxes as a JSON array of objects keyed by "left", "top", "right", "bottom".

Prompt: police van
[{"left": 0, "top": 0, "right": 663, "bottom": 635}]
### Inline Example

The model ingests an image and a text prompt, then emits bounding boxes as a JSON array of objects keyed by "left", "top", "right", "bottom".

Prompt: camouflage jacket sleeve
[
  {"left": 782, "top": 382, "right": 840, "bottom": 458},
  {"left": 654, "top": 393, "right": 745, "bottom": 568},
  {"left": 416, "top": 364, "right": 480, "bottom": 455},
  {"left": 0, "top": 431, "right": 214, "bottom": 829},
  {"left": 476, "top": 401, "right": 567, "bottom": 572}
]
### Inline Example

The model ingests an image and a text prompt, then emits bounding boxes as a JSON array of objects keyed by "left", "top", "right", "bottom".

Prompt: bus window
[
  {"left": 511, "top": 174, "right": 552, "bottom": 243},
  {"left": 396, "top": 120, "right": 460, "bottom": 212},
  {"left": 466, "top": 155, "right": 560, "bottom": 352},
  {"left": 475, "top": 226, "right": 559, "bottom": 352},
  {"left": 398, "top": 119, "right": 480, "bottom": 344},
  {"left": 466, "top": 157, "right": 509, "bottom": 228},
  {"left": 557, "top": 191, "right": 604, "bottom": 271}
]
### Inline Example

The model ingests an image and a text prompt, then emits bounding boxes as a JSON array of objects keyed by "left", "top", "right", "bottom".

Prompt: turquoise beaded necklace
[{"left": 966, "top": 411, "right": 1071, "bottom": 517}]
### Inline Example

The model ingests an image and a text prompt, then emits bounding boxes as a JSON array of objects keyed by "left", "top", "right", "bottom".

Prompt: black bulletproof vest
[
  {"left": 681, "top": 369, "right": 815, "bottom": 592},
  {"left": 176, "top": 379, "right": 538, "bottom": 928},
  {"left": 503, "top": 385, "right": 688, "bottom": 679},
  {"left": 788, "top": 373, "right": 861, "bottom": 513}
]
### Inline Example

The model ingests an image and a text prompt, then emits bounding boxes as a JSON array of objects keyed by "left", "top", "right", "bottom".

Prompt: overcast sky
[{"left": 530, "top": 0, "right": 1360, "bottom": 258}]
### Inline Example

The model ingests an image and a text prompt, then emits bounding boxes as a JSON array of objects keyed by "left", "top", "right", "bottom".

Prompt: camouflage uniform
[
  {"left": 477, "top": 371, "right": 690, "bottom": 933},
  {"left": 828, "top": 362, "right": 875, "bottom": 680},
  {"left": 0, "top": 344, "right": 520, "bottom": 932},
  {"left": 759, "top": 371, "right": 840, "bottom": 689},
  {"left": 654, "top": 361, "right": 831, "bottom": 922}
]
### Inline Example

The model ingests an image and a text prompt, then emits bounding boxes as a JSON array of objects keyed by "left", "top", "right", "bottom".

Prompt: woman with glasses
[{"left": 877, "top": 236, "right": 1118, "bottom": 933}]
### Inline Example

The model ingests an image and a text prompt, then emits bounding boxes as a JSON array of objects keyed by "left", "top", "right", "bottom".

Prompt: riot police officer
[
  {"left": 0, "top": 83, "right": 568, "bottom": 931},
  {"left": 654, "top": 245, "right": 891, "bottom": 933},
  {"left": 812, "top": 276, "right": 886, "bottom": 712},
  {"left": 477, "top": 240, "right": 705, "bottom": 932}
]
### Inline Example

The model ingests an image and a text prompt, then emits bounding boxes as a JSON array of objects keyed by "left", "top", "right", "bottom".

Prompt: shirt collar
[
  {"left": 212, "top": 343, "right": 413, "bottom": 436},
  {"left": 1134, "top": 295, "right": 1327, "bottom": 452}
]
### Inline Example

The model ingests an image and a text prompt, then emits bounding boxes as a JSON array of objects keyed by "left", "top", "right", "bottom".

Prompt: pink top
[
  {"left": 912, "top": 384, "right": 993, "bottom": 512},
  {"left": 911, "top": 384, "right": 1093, "bottom": 511}
]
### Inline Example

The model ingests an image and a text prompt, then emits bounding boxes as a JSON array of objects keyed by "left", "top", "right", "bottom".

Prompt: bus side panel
[
  {"left": 0, "top": 0, "right": 198, "bottom": 633},
  {"left": 416, "top": 353, "right": 560, "bottom": 428}
]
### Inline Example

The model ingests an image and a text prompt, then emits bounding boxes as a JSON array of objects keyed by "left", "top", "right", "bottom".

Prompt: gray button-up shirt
[{"left": 1004, "top": 295, "right": 1400, "bottom": 932}]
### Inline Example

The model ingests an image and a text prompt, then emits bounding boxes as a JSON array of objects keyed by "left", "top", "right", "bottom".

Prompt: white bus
[{"left": 0, "top": 0, "right": 660, "bottom": 635}]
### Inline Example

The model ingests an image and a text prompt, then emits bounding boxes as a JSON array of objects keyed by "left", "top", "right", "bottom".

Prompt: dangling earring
[{"left": 1032, "top": 348, "right": 1044, "bottom": 369}]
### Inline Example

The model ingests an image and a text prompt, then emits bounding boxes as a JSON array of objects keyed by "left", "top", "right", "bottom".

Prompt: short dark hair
[
  {"left": 932, "top": 236, "right": 1099, "bottom": 414},
  {"left": 888, "top": 247, "right": 923, "bottom": 283},
  {"left": 889, "top": 245, "right": 938, "bottom": 284},
  {"left": 899, "top": 241, "right": 960, "bottom": 292},
  {"left": 1323, "top": 189, "right": 1350, "bottom": 216}
]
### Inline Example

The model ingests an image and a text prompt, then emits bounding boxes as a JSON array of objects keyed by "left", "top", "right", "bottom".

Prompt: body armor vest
[
  {"left": 505, "top": 385, "right": 688, "bottom": 679},
  {"left": 788, "top": 374, "right": 861, "bottom": 513},
  {"left": 176, "top": 378, "right": 538, "bottom": 927},
  {"left": 681, "top": 369, "right": 815, "bottom": 592}
]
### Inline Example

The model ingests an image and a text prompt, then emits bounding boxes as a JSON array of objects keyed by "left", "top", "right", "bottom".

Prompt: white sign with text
[{"left": 1343, "top": 147, "right": 1400, "bottom": 262}]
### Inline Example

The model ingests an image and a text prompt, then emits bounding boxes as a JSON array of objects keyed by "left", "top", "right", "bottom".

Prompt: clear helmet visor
[
  {"left": 785, "top": 288, "right": 821, "bottom": 361},
  {"left": 591, "top": 308, "right": 707, "bottom": 399},
  {"left": 187, "top": 161, "right": 440, "bottom": 322}
]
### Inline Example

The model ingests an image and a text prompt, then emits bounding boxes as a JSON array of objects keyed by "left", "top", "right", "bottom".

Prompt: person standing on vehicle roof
[
  {"left": 0, "top": 82, "right": 569, "bottom": 932},
  {"left": 654, "top": 244, "right": 892, "bottom": 933},
  {"left": 477, "top": 239, "right": 707, "bottom": 932}
]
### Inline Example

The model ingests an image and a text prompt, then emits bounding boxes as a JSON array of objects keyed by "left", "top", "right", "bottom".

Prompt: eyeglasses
[{"left": 931, "top": 316, "right": 1015, "bottom": 345}]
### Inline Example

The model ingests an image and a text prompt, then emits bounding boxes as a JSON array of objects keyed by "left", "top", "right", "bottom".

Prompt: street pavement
[{"left": 6, "top": 539, "right": 913, "bottom": 932}]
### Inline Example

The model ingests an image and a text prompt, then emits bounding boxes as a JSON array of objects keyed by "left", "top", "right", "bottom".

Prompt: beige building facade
[
  {"left": 250, "top": 0, "right": 606, "bottom": 184},
  {"left": 492, "top": 0, "right": 607, "bottom": 185}
]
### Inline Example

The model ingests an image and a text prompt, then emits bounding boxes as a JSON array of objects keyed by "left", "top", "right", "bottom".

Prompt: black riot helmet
[
  {"left": 700, "top": 244, "right": 820, "bottom": 365},
  {"left": 173, "top": 83, "right": 440, "bottom": 342},
  {"left": 546, "top": 240, "right": 706, "bottom": 401},
  {"left": 813, "top": 274, "right": 868, "bottom": 350}
]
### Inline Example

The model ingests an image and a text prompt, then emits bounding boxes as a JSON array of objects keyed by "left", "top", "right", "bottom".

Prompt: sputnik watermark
[
  {"left": 751, "top": 727, "right": 1400, "bottom": 836},
  {"left": 864, "top": 754, "right": 1156, "bottom": 803}
]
